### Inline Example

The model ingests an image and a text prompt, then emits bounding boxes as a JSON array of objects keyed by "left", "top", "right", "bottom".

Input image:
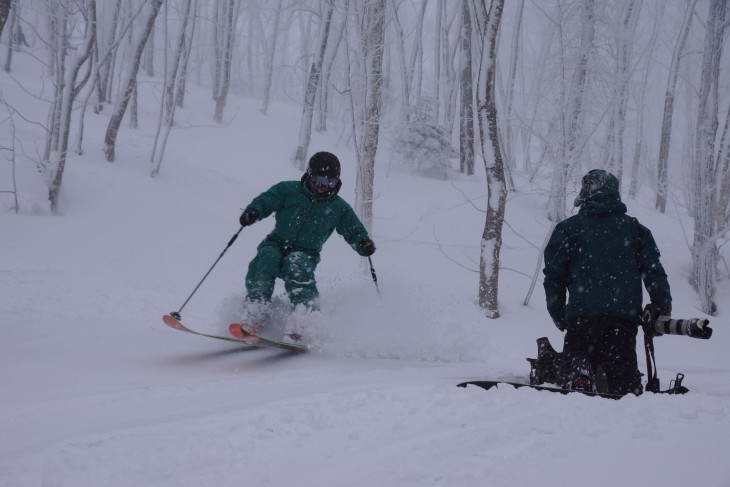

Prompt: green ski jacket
[{"left": 246, "top": 179, "right": 370, "bottom": 260}]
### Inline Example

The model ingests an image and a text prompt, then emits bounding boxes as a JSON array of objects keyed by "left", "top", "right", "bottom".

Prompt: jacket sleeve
[
  {"left": 335, "top": 202, "right": 370, "bottom": 255},
  {"left": 636, "top": 223, "right": 672, "bottom": 311},
  {"left": 543, "top": 224, "right": 570, "bottom": 323},
  {"left": 247, "top": 182, "right": 288, "bottom": 219}
]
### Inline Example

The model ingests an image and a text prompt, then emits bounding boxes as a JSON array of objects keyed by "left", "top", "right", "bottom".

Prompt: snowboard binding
[{"left": 527, "top": 337, "right": 558, "bottom": 386}]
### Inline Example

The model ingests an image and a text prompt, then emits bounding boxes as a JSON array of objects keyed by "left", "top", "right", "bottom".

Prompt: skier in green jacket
[
  {"left": 238, "top": 152, "right": 375, "bottom": 321},
  {"left": 541, "top": 169, "right": 672, "bottom": 395}
]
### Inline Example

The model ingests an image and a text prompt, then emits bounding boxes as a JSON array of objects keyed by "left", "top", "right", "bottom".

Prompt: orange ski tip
[
  {"left": 229, "top": 323, "right": 259, "bottom": 344},
  {"left": 163, "top": 314, "right": 185, "bottom": 330}
]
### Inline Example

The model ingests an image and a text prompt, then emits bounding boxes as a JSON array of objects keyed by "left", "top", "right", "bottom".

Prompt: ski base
[
  {"left": 229, "top": 323, "right": 308, "bottom": 353},
  {"left": 162, "top": 314, "right": 258, "bottom": 346},
  {"left": 457, "top": 380, "right": 626, "bottom": 399}
]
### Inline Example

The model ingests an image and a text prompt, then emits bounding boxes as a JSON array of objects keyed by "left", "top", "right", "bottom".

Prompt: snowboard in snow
[
  {"left": 457, "top": 380, "right": 626, "bottom": 399},
  {"left": 162, "top": 314, "right": 257, "bottom": 346},
  {"left": 229, "top": 323, "right": 308, "bottom": 353}
]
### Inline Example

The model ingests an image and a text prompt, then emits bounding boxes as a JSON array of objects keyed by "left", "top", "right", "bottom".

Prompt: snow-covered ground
[{"left": 1, "top": 51, "right": 729, "bottom": 487}]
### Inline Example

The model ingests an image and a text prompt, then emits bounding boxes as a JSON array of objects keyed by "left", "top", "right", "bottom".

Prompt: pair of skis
[{"left": 162, "top": 314, "right": 307, "bottom": 353}]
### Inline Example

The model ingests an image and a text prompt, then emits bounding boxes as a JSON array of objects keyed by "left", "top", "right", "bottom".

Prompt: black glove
[
  {"left": 359, "top": 237, "right": 376, "bottom": 256},
  {"left": 239, "top": 207, "right": 259, "bottom": 227},
  {"left": 642, "top": 303, "right": 671, "bottom": 324}
]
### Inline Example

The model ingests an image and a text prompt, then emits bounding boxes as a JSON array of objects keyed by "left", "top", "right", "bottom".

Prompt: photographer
[{"left": 542, "top": 169, "right": 672, "bottom": 396}]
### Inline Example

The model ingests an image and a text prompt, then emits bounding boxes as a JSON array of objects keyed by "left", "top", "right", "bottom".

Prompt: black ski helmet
[
  {"left": 305, "top": 151, "right": 341, "bottom": 196},
  {"left": 574, "top": 169, "right": 620, "bottom": 206}
]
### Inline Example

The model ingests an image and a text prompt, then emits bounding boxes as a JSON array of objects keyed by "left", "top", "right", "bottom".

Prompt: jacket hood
[{"left": 578, "top": 188, "right": 627, "bottom": 216}]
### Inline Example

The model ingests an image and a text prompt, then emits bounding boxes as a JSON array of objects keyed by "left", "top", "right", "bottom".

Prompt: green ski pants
[{"left": 245, "top": 244, "right": 319, "bottom": 307}]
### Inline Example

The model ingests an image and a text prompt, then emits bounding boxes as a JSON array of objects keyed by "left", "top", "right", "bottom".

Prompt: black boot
[
  {"left": 527, "top": 337, "right": 558, "bottom": 385},
  {"left": 565, "top": 356, "right": 595, "bottom": 392}
]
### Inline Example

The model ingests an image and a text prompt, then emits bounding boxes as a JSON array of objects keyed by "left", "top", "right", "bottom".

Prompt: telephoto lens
[{"left": 654, "top": 317, "right": 712, "bottom": 339}]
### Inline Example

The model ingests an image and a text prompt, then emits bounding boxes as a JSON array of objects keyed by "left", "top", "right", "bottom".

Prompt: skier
[
  {"left": 541, "top": 169, "right": 672, "bottom": 396},
  {"left": 237, "top": 151, "right": 375, "bottom": 324}
]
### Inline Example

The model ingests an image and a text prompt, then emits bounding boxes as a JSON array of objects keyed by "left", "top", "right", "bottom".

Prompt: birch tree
[
  {"left": 3, "top": 0, "right": 17, "bottom": 72},
  {"left": 606, "top": 0, "right": 640, "bottom": 186},
  {"left": 47, "top": 0, "right": 97, "bottom": 212},
  {"left": 433, "top": 0, "right": 442, "bottom": 123},
  {"left": 213, "top": 0, "right": 236, "bottom": 124},
  {"left": 293, "top": 0, "right": 335, "bottom": 170},
  {"left": 317, "top": 6, "right": 346, "bottom": 132},
  {"left": 260, "top": 0, "right": 283, "bottom": 115},
  {"left": 0, "top": 0, "right": 10, "bottom": 40},
  {"left": 691, "top": 0, "right": 726, "bottom": 315},
  {"left": 96, "top": 0, "right": 122, "bottom": 108},
  {"left": 474, "top": 0, "right": 506, "bottom": 318},
  {"left": 716, "top": 103, "right": 730, "bottom": 232},
  {"left": 410, "top": 0, "right": 427, "bottom": 105},
  {"left": 391, "top": 0, "right": 410, "bottom": 120},
  {"left": 151, "top": 0, "right": 198, "bottom": 177},
  {"left": 501, "top": 0, "right": 524, "bottom": 171},
  {"left": 655, "top": 0, "right": 696, "bottom": 213},
  {"left": 355, "top": 0, "right": 386, "bottom": 234},
  {"left": 629, "top": 1, "right": 664, "bottom": 199},
  {"left": 103, "top": 0, "right": 163, "bottom": 162},
  {"left": 546, "top": 0, "right": 595, "bottom": 222},
  {"left": 459, "top": 0, "right": 474, "bottom": 175}
]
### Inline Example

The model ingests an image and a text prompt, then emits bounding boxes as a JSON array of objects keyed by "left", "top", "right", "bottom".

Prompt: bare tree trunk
[
  {"left": 151, "top": 0, "right": 198, "bottom": 177},
  {"left": 656, "top": 0, "right": 696, "bottom": 212},
  {"left": 355, "top": 0, "right": 385, "bottom": 234},
  {"left": 212, "top": 0, "right": 223, "bottom": 101},
  {"left": 260, "top": 0, "right": 283, "bottom": 115},
  {"left": 2, "top": 0, "right": 16, "bottom": 72},
  {"left": 391, "top": 0, "right": 410, "bottom": 121},
  {"left": 316, "top": 8, "right": 345, "bottom": 132},
  {"left": 459, "top": 0, "right": 474, "bottom": 175},
  {"left": 608, "top": 0, "right": 640, "bottom": 187},
  {"left": 103, "top": 0, "right": 163, "bottom": 162},
  {"left": 691, "top": 0, "right": 726, "bottom": 315},
  {"left": 293, "top": 0, "right": 334, "bottom": 170},
  {"left": 547, "top": 0, "right": 595, "bottom": 223},
  {"left": 715, "top": 102, "right": 730, "bottom": 232},
  {"left": 410, "top": 0, "right": 427, "bottom": 103},
  {"left": 474, "top": 0, "right": 506, "bottom": 318},
  {"left": 143, "top": 17, "right": 155, "bottom": 77},
  {"left": 502, "top": 0, "right": 524, "bottom": 171},
  {"left": 433, "top": 0, "right": 442, "bottom": 123},
  {"left": 213, "top": 0, "right": 235, "bottom": 124},
  {"left": 629, "top": 1, "right": 664, "bottom": 199},
  {"left": 165, "top": 0, "right": 194, "bottom": 122},
  {"left": 0, "top": 0, "right": 10, "bottom": 40},
  {"left": 441, "top": 3, "right": 461, "bottom": 140},
  {"left": 97, "top": 0, "right": 122, "bottom": 107},
  {"left": 48, "top": 0, "right": 97, "bottom": 212}
]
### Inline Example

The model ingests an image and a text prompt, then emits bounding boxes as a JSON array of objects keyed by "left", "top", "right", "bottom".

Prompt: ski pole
[
  {"left": 170, "top": 226, "right": 244, "bottom": 320},
  {"left": 368, "top": 256, "right": 381, "bottom": 299}
]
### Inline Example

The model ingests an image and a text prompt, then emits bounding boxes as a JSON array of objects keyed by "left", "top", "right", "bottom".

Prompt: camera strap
[
  {"left": 642, "top": 329, "right": 661, "bottom": 393},
  {"left": 641, "top": 324, "right": 689, "bottom": 395}
]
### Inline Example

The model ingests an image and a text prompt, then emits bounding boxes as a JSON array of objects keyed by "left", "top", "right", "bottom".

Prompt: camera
[{"left": 653, "top": 316, "right": 712, "bottom": 340}]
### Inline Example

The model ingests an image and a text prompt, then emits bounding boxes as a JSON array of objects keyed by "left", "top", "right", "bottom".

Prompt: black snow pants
[{"left": 558, "top": 316, "right": 644, "bottom": 396}]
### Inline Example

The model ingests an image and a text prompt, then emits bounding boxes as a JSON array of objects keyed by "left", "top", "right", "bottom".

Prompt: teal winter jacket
[
  {"left": 246, "top": 178, "right": 370, "bottom": 260},
  {"left": 543, "top": 189, "right": 671, "bottom": 324}
]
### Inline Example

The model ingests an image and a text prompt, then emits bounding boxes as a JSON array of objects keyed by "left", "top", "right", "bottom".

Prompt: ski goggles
[{"left": 309, "top": 173, "right": 339, "bottom": 189}]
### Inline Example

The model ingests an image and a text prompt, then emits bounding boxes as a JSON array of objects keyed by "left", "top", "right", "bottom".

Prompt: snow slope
[{"left": 1, "top": 51, "right": 729, "bottom": 487}]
